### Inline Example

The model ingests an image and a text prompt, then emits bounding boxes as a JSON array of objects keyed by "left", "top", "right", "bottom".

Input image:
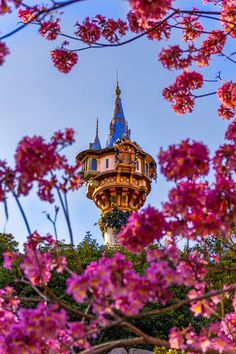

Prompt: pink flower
[
  {"left": 158, "top": 139, "right": 209, "bottom": 181},
  {"left": 40, "top": 19, "right": 60, "bottom": 41},
  {"left": 20, "top": 232, "right": 66, "bottom": 285},
  {"left": 75, "top": 15, "right": 128, "bottom": 44},
  {"left": 221, "top": 312, "right": 236, "bottom": 341},
  {"left": 3, "top": 252, "right": 20, "bottom": 270},
  {"left": 225, "top": 120, "right": 236, "bottom": 141},
  {"left": 0, "top": 42, "right": 9, "bottom": 65},
  {"left": 163, "top": 71, "right": 203, "bottom": 114},
  {"left": 159, "top": 45, "right": 192, "bottom": 70},
  {"left": 217, "top": 82, "right": 236, "bottom": 120},
  {"left": 18, "top": 6, "right": 39, "bottom": 24},
  {"left": 119, "top": 206, "right": 166, "bottom": 253},
  {"left": 179, "top": 15, "right": 203, "bottom": 42},
  {"left": 50, "top": 49, "right": 78, "bottom": 74},
  {"left": 128, "top": 0, "right": 172, "bottom": 21},
  {"left": 221, "top": 0, "right": 236, "bottom": 38},
  {"left": 15, "top": 135, "right": 56, "bottom": 181},
  {"left": 169, "top": 327, "right": 185, "bottom": 350},
  {"left": 75, "top": 17, "right": 101, "bottom": 43},
  {"left": 188, "top": 283, "right": 220, "bottom": 318},
  {"left": 213, "top": 144, "right": 236, "bottom": 175},
  {"left": 196, "top": 30, "right": 226, "bottom": 67},
  {"left": 218, "top": 82, "right": 236, "bottom": 110}
]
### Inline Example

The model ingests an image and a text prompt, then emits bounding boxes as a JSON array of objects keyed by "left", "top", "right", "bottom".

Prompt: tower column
[{"left": 104, "top": 227, "right": 117, "bottom": 246}]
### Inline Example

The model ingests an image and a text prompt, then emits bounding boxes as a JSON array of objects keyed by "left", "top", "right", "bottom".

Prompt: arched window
[
  {"left": 145, "top": 162, "right": 149, "bottom": 174},
  {"left": 106, "top": 158, "right": 109, "bottom": 169},
  {"left": 136, "top": 161, "right": 139, "bottom": 171},
  {"left": 91, "top": 159, "right": 97, "bottom": 171}
]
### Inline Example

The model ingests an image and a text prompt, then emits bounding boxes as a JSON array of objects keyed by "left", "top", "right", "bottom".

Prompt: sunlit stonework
[{"left": 76, "top": 83, "right": 156, "bottom": 244}]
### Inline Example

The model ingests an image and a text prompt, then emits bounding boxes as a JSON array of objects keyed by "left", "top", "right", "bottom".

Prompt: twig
[{"left": 12, "top": 191, "right": 31, "bottom": 235}]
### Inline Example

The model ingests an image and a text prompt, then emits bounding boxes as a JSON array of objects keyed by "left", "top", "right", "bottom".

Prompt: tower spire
[
  {"left": 96, "top": 117, "right": 99, "bottom": 136},
  {"left": 89, "top": 118, "right": 102, "bottom": 150},
  {"left": 106, "top": 81, "right": 130, "bottom": 148}
]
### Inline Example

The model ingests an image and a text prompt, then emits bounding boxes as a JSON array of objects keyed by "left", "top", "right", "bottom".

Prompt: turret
[{"left": 76, "top": 83, "right": 156, "bottom": 245}]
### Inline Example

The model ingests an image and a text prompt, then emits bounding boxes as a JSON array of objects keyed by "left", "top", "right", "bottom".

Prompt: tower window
[
  {"left": 91, "top": 159, "right": 97, "bottom": 171},
  {"left": 106, "top": 158, "right": 109, "bottom": 169},
  {"left": 136, "top": 161, "right": 139, "bottom": 171},
  {"left": 145, "top": 162, "right": 149, "bottom": 174}
]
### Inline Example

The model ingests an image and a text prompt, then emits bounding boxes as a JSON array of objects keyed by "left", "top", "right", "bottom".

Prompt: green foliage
[
  {"left": 0, "top": 233, "right": 18, "bottom": 262},
  {"left": 98, "top": 207, "right": 131, "bottom": 235}
]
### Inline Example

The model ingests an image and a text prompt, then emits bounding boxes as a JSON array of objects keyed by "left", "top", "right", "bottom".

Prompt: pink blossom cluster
[
  {"left": 0, "top": 285, "right": 92, "bottom": 353},
  {"left": 179, "top": 15, "right": 203, "bottom": 42},
  {"left": 4, "top": 231, "right": 230, "bottom": 353},
  {"left": 0, "top": 42, "right": 10, "bottom": 65},
  {"left": 221, "top": 0, "right": 236, "bottom": 38},
  {"left": 128, "top": 0, "right": 173, "bottom": 21},
  {"left": 18, "top": 5, "right": 39, "bottom": 24},
  {"left": 163, "top": 71, "right": 203, "bottom": 114},
  {"left": 75, "top": 15, "right": 128, "bottom": 44},
  {"left": 156, "top": 127, "right": 236, "bottom": 241},
  {"left": 196, "top": 30, "right": 226, "bottom": 67},
  {"left": 225, "top": 119, "right": 236, "bottom": 141},
  {"left": 217, "top": 82, "right": 236, "bottom": 120},
  {"left": 4, "top": 232, "right": 67, "bottom": 284},
  {"left": 127, "top": 11, "right": 171, "bottom": 41},
  {"left": 3, "top": 231, "right": 233, "bottom": 353},
  {"left": 0, "top": 0, "right": 235, "bottom": 121},
  {"left": 50, "top": 49, "right": 78, "bottom": 74},
  {"left": 169, "top": 301, "right": 236, "bottom": 353},
  {"left": 0, "top": 291, "right": 66, "bottom": 353},
  {"left": 158, "top": 139, "right": 209, "bottom": 181},
  {"left": 66, "top": 246, "right": 210, "bottom": 318},
  {"left": 40, "top": 19, "right": 60, "bottom": 41},
  {"left": 159, "top": 45, "right": 192, "bottom": 70},
  {"left": 0, "top": 128, "right": 82, "bottom": 203},
  {"left": 119, "top": 206, "right": 166, "bottom": 253}
]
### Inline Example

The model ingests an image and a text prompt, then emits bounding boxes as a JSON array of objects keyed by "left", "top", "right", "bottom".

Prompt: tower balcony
[{"left": 77, "top": 139, "right": 157, "bottom": 214}]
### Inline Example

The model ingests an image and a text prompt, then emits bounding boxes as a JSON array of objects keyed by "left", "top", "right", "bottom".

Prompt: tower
[{"left": 76, "top": 83, "right": 157, "bottom": 245}]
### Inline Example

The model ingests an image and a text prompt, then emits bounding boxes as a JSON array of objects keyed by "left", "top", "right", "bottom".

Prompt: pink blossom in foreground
[
  {"left": 3, "top": 252, "right": 20, "bottom": 270},
  {"left": 119, "top": 206, "right": 166, "bottom": 252},
  {"left": 158, "top": 139, "right": 209, "bottom": 181}
]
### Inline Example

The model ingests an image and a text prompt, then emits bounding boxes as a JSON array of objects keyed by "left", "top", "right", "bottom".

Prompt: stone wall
[{"left": 108, "top": 348, "right": 153, "bottom": 354}]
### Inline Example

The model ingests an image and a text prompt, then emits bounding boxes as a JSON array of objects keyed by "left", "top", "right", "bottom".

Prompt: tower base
[{"left": 104, "top": 227, "right": 117, "bottom": 246}]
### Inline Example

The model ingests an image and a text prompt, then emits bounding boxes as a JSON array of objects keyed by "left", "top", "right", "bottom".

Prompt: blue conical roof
[{"left": 106, "top": 83, "right": 129, "bottom": 148}]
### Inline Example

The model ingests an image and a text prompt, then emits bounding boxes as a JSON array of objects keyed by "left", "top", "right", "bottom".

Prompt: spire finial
[
  {"left": 89, "top": 118, "right": 101, "bottom": 150},
  {"left": 96, "top": 117, "right": 99, "bottom": 136},
  {"left": 115, "top": 70, "right": 121, "bottom": 97}
]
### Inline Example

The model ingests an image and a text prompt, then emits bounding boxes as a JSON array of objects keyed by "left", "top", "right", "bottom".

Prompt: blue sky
[{"left": 0, "top": 0, "right": 232, "bottom": 245}]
